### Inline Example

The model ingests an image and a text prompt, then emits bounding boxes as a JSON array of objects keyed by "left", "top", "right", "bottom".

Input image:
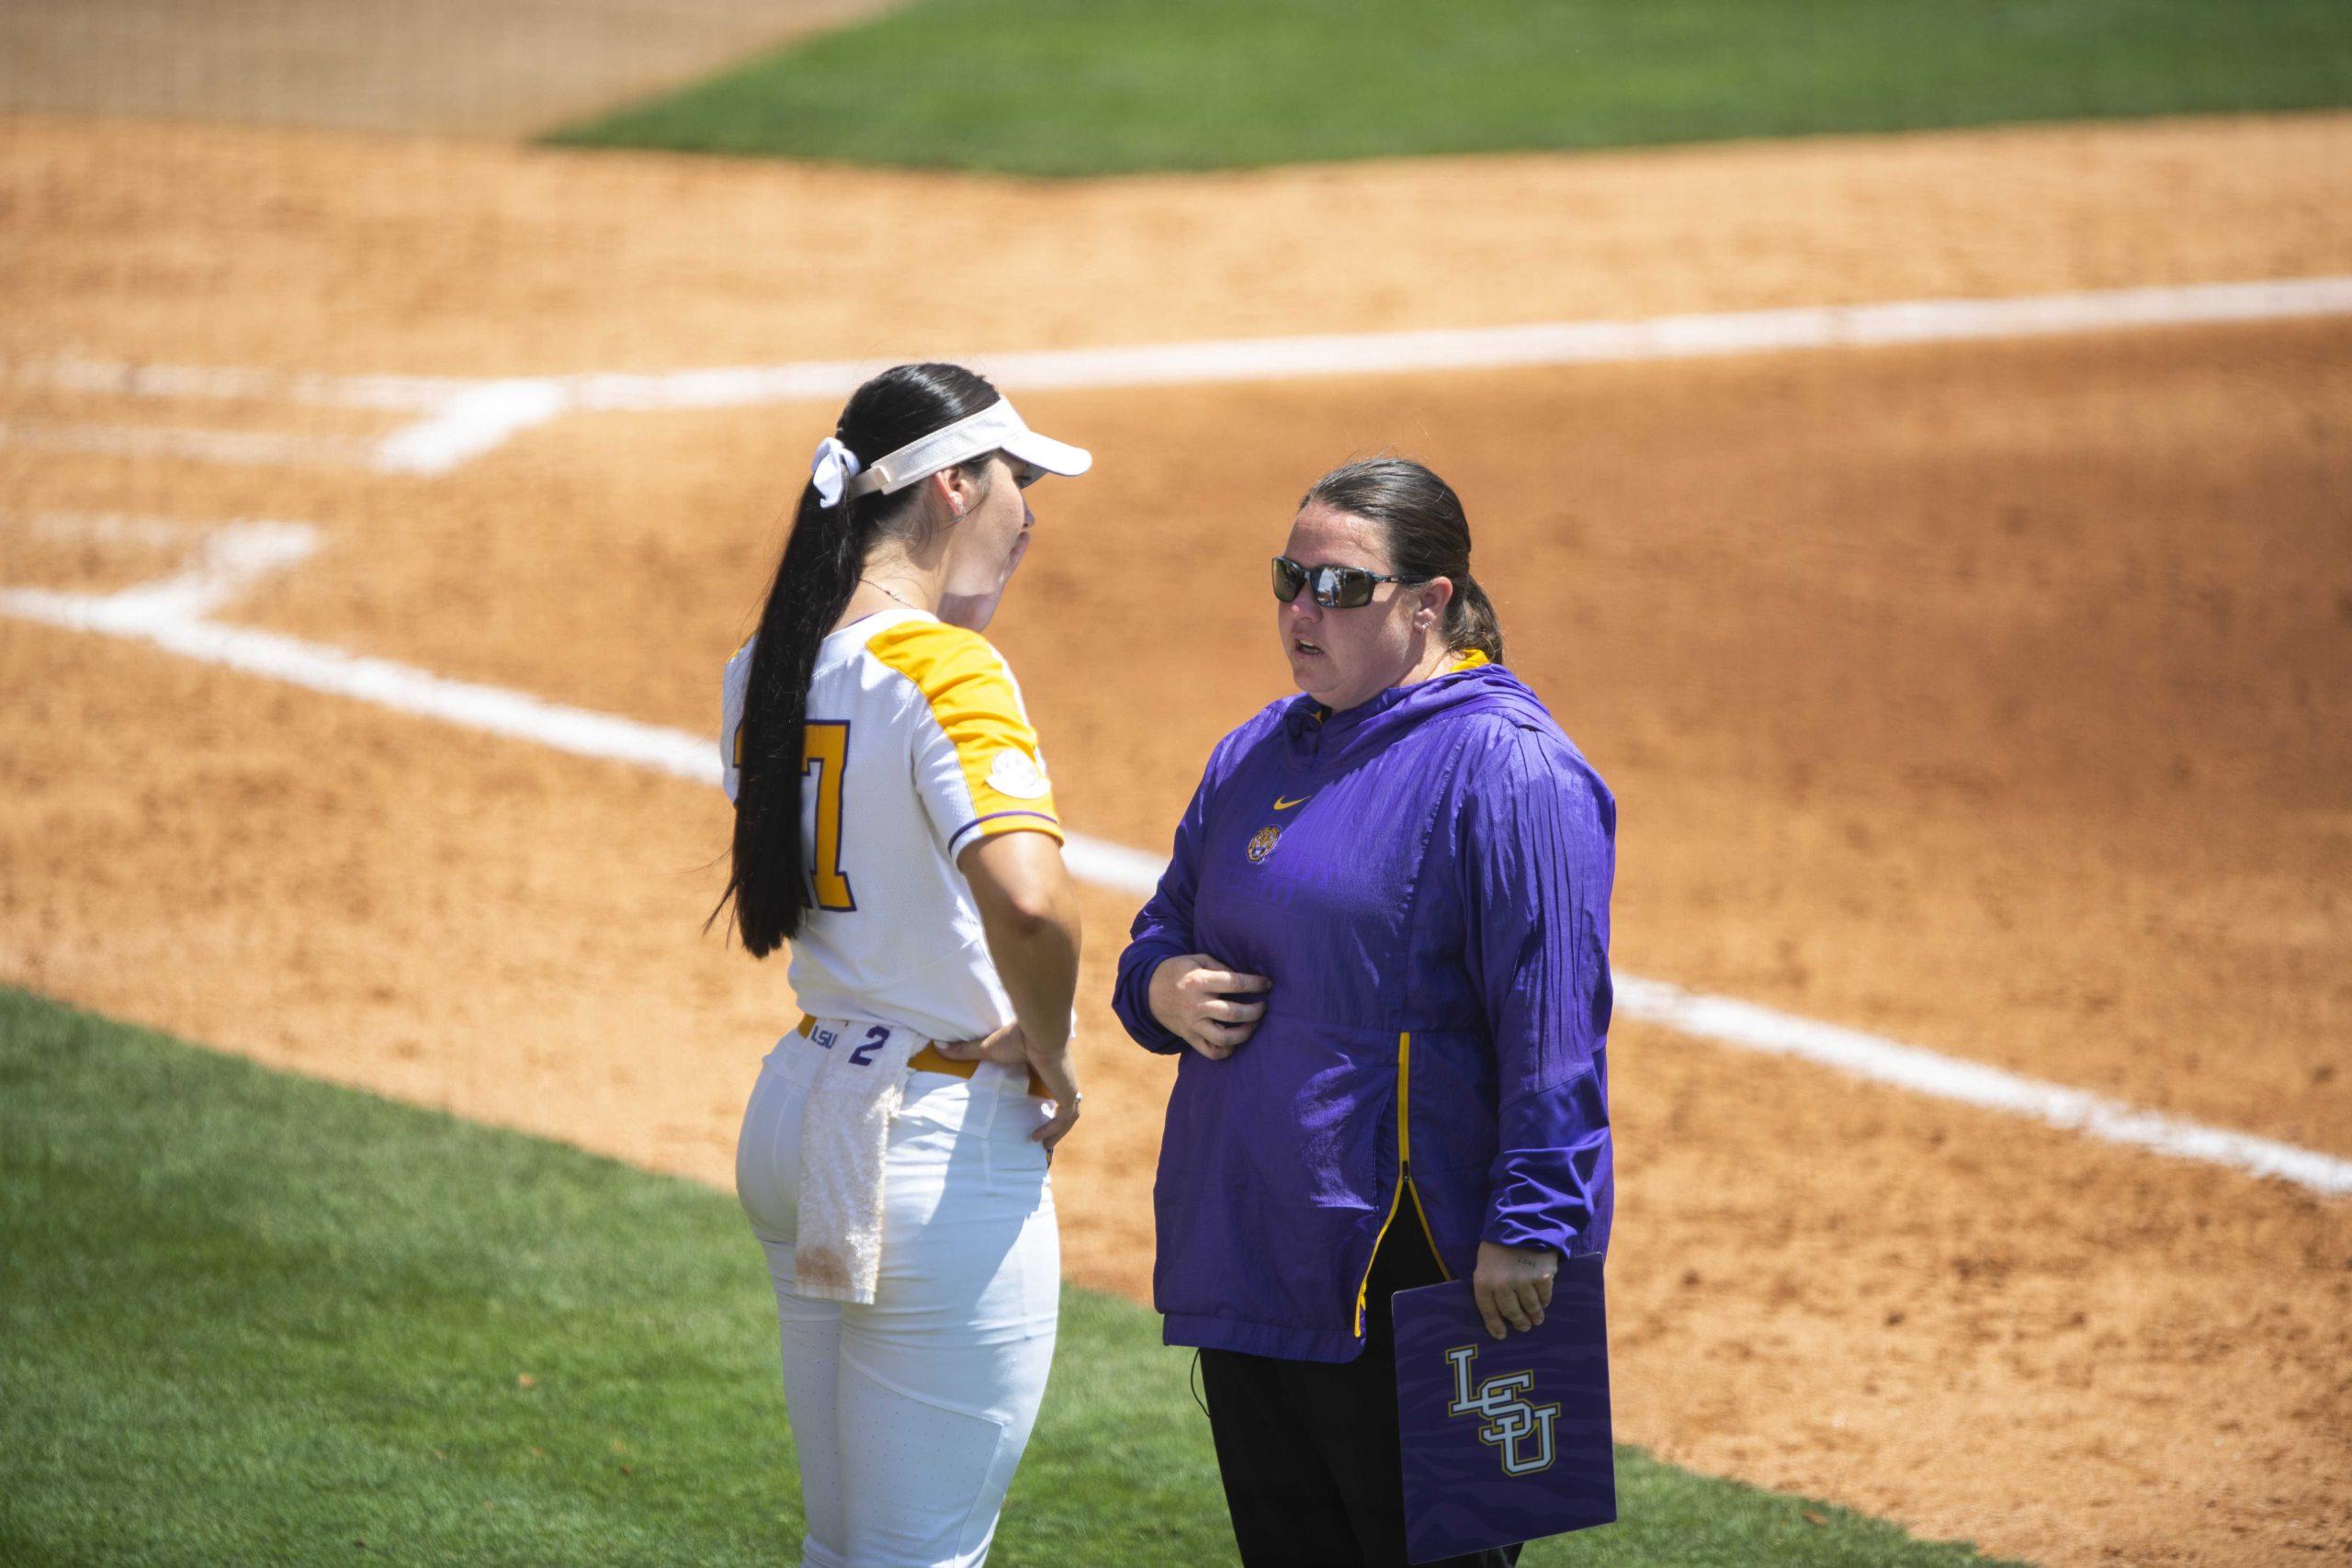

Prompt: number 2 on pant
[
  {"left": 849, "top": 1025, "right": 888, "bottom": 1066},
  {"left": 802, "top": 720, "right": 855, "bottom": 912}
]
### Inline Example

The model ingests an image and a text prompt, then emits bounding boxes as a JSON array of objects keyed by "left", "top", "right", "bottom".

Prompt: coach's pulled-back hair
[
  {"left": 1301, "top": 457, "right": 1504, "bottom": 662},
  {"left": 719, "top": 361, "right": 1001, "bottom": 956}
]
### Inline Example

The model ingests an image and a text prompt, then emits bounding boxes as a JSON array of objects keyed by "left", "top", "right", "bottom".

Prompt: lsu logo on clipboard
[{"left": 1443, "top": 1344, "right": 1562, "bottom": 1477}]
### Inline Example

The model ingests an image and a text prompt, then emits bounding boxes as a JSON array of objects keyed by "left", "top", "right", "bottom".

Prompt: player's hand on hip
[
  {"left": 1023, "top": 1041, "right": 1082, "bottom": 1154},
  {"left": 933, "top": 1020, "right": 1030, "bottom": 1067},
  {"left": 936, "top": 1024, "right": 1082, "bottom": 1153},
  {"left": 1148, "top": 954, "right": 1271, "bottom": 1061},
  {"left": 1472, "top": 1242, "right": 1558, "bottom": 1340},
  {"left": 1031, "top": 1089, "right": 1080, "bottom": 1155}
]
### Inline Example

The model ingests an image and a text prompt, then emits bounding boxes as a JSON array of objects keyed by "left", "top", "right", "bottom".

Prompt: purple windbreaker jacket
[{"left": 1113, "top": 660, "right": 1615, "bottom": 1362}]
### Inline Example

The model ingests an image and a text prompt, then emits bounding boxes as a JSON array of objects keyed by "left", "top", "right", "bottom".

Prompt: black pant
[{"left": 1199, "top": 1225, "right": 1522, "bottom": 1568}]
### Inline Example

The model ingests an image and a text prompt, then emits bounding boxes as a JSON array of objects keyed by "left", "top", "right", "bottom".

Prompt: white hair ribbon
[{"left": 809, "top": 435, "right": 865, "bottom": 508}]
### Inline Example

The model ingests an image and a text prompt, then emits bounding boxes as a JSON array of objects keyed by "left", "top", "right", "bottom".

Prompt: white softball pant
[{"left": 736, "top": 1027, "right": 1060, "bottom": 1568}]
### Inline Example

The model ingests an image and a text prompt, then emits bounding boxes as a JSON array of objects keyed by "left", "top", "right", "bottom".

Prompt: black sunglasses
[{"left": 1272, "top": 556, "right": 1430, "bottom": 610}]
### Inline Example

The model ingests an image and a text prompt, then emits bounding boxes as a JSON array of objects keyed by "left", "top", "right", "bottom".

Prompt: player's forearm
[
  {"left": 979, "top": 887, "right": 1080, "bottom": 1055},
  {"left": 960, "top": 829, "right": 1082, "bottom": 1055},
  {"left": 988, "top": 921, "right": 1077, "bottom": 1053}
]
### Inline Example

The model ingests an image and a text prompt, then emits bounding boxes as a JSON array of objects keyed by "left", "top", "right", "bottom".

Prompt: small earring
[{"left": 950, "top": 497, "right": 966, "bottom": 518}]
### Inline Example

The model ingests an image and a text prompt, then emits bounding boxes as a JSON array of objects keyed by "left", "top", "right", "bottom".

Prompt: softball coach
[{"left": 1112, "top": 458, "right": 1615, "bottom": 1568}]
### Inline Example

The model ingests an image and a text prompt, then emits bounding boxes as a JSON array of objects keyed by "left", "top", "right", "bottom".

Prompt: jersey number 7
[{"left": 802, "top": 720, "right": 856, "bottom": 912}]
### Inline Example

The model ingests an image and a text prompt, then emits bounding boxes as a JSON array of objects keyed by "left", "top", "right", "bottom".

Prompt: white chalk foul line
[
  {"left": 17, "top": 357, "right": 469, "bottom": 410},
  {"left": 960, "top": 273, "right": 2352, "bottom": 389},
  {"left": 0, "top": 526, "right": 712, "bottom": 784},
  {"left": 16, "top": 274, "right": 2352, "bottom": 475},
  {"left": 1611, "top": 979, "right": 2352, "bottom": 1197},
  {"left": 373, "top": 379, "right": 575, "bottom": 476},
  {"left": 6, "top": 518, "right": 2349, "bottom": 1201},
  {"left": 0, "top": 420, "right": 377, "bottom": 468}
]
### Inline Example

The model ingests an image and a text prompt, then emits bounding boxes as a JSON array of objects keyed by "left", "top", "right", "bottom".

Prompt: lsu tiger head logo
[{"left": 1246, "top": 825, "right": 1281, "bottom": 863}]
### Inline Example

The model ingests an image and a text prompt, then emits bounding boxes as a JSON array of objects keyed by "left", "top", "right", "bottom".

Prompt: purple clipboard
[{"left": 1392, "top": 1256, "right": 1615, "bottom": 1563}]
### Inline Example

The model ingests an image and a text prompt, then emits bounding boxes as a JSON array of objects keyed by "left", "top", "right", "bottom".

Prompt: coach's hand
[
  {"left": 1472, "top": 1242, "right": 1558, "bottom": 1340},
  {"left": 1148, "top": 954, "right": 1271, "bottom": 1061}
]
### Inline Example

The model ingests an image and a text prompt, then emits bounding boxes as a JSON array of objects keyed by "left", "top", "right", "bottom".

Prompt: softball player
[{"left": 718, "top": 362, "right": 1091, "bottom": 1568}]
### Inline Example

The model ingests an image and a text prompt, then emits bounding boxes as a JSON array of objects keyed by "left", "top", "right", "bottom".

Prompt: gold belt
[{"left": 797, "top": 1016, "right": 1048, "bottom": 1098}]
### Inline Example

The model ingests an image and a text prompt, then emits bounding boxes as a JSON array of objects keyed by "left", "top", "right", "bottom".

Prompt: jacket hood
[{"left": 1279, "top": 654, "right": 1554, "bottom": 774}]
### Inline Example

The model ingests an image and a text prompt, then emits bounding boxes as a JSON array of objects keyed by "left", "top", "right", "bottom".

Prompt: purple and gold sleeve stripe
[{"left": 948, "top": 808, "right": 1064, "bottom": 858}]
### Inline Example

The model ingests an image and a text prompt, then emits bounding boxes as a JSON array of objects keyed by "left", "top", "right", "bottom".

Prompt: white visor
[{"left": 845, "top": 397, "right": 1091, "bottom": 498}]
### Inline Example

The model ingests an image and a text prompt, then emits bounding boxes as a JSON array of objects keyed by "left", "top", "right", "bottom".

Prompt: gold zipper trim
[
  {"left": 1353, "top": 1030, "right": 1453, "bottom": 1337},
  {"left": 1353, "top": 1180, "right": 1406, "bottom": 1336},
  {"left": 1398, "top": 1026, "right": 1452, "bottom": 1282}
]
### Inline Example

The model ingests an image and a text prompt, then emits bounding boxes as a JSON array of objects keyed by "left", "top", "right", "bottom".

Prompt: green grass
[
  {"left": 550, "top": 0, "right": 2352, "bottom": 175},
  {"left": 0, "top": 987, "right": 2024, "bottom": 1566}
]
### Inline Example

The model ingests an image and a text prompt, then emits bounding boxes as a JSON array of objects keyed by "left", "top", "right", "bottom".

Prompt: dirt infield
[
  {"left": 4, "top": 110, "right": 2349, "bottom": 1565},
  {"left": 0, "top": 2, "right": 904, "bottom": 137}
]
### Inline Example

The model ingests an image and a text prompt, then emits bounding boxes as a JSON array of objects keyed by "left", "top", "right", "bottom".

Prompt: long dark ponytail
[
  {"left": 718, "top": 362, "right": 1001, "bottom": 956},
  {"left": 1300, "top": 458, "right": 1504, "bottom": 661}
]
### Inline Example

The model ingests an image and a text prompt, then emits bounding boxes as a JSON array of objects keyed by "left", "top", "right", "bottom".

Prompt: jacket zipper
[{"left": 1354, "top": 1030, "right": 1453, "bottom": 1337}]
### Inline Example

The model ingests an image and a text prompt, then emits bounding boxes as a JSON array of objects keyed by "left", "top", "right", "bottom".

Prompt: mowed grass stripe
[
  {"left": 552, "top": 0, "right": 2352, "bottom": 175},
  {"left": 0, "top": 988, "right": 2020, "bottom": 1566}
]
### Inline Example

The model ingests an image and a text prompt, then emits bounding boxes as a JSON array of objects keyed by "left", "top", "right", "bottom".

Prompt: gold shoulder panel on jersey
[{"left": 865, "top": 618, "right": 1064, "bottom": 845}]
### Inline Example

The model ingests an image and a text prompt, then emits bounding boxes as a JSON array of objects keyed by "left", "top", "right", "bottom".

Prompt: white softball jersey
[
  {"left": 720, "top": 607, "right": 1064, "bottom": 1044},
  {"left": 726, "top": 605, "right": 1065, "bottom": 1567}
]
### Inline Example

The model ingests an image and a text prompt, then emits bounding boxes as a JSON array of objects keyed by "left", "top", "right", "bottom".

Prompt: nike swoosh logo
[{"left": 1272, "top": 794, "right": 1315, "bottom": 811}]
